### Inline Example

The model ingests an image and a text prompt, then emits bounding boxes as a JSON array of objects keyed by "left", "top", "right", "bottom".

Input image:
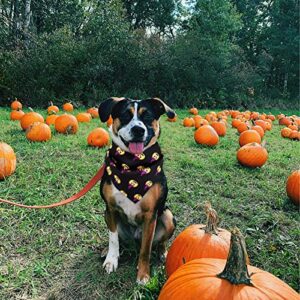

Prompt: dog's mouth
[{"left": 120, "top": 136, "right": 145, "bottom": 154}]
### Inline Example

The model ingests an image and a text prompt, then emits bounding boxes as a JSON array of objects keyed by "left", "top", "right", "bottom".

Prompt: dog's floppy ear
[
  {"left": 148, "top": 98, "right": 176, "bottom": 119},
  {"left": 98, "top": 97, "right": 126, "bottom": 122}
]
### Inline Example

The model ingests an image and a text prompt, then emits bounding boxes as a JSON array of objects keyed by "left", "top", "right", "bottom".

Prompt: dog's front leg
[
  {"left": 103, "top": 208, "right": 119, "bottom": 274},
  {"left": 137, "top": 213, "right": 157, "bottom": 284}
]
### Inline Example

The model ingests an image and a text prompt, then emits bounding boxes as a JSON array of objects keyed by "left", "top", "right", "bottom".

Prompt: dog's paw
[
  {"left": 103, "top": 255, "right": 118, "bottom": 274},
  {"left": 136, "top": 273, "right": 150, "bottom": 285}
]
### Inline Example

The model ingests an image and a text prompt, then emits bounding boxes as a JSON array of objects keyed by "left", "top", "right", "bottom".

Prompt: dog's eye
[
  {"left": 141, "top": 113, "right": 153, "bottom": 123},
  {"left": 120, "top": 112, "right": 132, "bottom": 123}
]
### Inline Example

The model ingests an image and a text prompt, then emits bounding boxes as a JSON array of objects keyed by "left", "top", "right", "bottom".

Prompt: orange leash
[{"left": 0, "top": 164, "right": 106, "bottom": 209}]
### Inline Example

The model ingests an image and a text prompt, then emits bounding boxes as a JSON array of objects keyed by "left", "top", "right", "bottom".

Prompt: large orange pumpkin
[
  {"left": 231, "top": 119, "right": 242, "bottom": 128},
  {"left": 211, "top": 120, "right": 226, "bottom": 136},
  {"left": 55, "top": 114, "right": 78, "bottom": 134},
  {"left": 26, "top": 122, "right": 51, "bottom": 142},
  {"left": 239, "top": 130, "right": 261, "bottom": 147},
  {"left": 20, "top": 111, "right": 44, "bottom": 131},
  {"left": 46, "top": 114, "right": 59, "bottom": 126},
  {"left": 159, "top": 229, "right": 299, "bottom": 300},
  {"left": 237, "top": 122, "right": 250, "bottom": 134},
  {"left": 183, "top": 117, "right": 195, "bottom": 127},
  {"left": 76, "top": 112, "right": 92, "bottom": 123},
  {"left": 252, "top": 125, "right": 264, "bottom": 138},
  {"left": 87, "top": 107, "right": 99, "bottom": 118},
  {"left": 87, "top": 128, "right": 109, "bottom": 147},
  {"left": 10, "top": 110, "right": 25, "bottom": 121},
  {"left": 11, "top": 99, "right": 22, "bottom": 110},
  {"left": 286, "top": 170, "right": 300, "bottom": 205},
  {"left": 62, "top": 102, "right": 74, "bottom": 112},
  {"left": 237, "top": 142, "right": 268, "bottom": 168},
  {"left": 165, "top": 203, "right": 230, "bottom": 277},
  {"left": 279, "top": 116, "right": 292, "bottom": 126},
  {"left": 0, "top": 143, "right": 16, "bottom": 180},
  {"left": 194, "top": 125, "right": 219, "bottom": 146},
  {"left": 47, "top": 101, "right": 59, "bottom": 115},
  {"left": 281, "top": 127, "right": 292, "bottom": 138}
]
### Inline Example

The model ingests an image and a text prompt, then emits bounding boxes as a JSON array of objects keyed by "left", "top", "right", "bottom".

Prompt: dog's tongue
[{"left": 129, "top": 142, "right": 144, "bottom": 154}]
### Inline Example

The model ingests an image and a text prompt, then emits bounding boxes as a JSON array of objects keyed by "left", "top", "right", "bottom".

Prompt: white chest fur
[{"left": 111, "top": 183, "right": 142, "bottom": 226}]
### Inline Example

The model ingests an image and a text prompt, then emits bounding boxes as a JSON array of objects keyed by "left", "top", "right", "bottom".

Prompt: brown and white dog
[{"left": 98, "top": 97, "right": 176, "bottom": 284}]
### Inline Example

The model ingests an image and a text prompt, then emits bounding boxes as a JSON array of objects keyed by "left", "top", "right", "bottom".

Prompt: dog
[{"left": 98, "top": 97, "right": 176, "bottom": 284}]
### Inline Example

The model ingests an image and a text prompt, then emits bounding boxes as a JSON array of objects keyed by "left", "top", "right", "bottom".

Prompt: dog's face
[{"left": 99, "top": 97, "right": 175, "bottom": 154}]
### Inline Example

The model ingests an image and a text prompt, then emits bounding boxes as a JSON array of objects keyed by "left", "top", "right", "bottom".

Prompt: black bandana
[{"left": 105, "top": 142, "right": 164, "bottom": 203}]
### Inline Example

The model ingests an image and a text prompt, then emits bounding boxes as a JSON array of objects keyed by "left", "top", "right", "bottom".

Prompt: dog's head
[{"left": 99, "top": 97, "right": 175, "bottom": 154}]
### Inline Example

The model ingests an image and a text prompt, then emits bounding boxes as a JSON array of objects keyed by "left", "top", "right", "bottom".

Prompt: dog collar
[{"left": 105, "top": 142, "right": 164, "bottom": 203}]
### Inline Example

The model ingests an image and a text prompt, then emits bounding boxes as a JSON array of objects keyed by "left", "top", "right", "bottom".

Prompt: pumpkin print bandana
[{"left": 105, "top": 142, "right": 164, "bottom": 203}]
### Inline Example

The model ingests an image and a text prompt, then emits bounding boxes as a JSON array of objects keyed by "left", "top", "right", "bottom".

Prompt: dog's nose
[{"left": 131, "top": 126, "right": 145, "bottom": 138}]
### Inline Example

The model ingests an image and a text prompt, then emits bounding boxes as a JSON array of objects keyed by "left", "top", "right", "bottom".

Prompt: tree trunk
[{"left": 23, "top": 0, "right": 32, "bottom": 48}]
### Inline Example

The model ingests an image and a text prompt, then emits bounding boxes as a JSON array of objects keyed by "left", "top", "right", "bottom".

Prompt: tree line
[{"left": 0, "top": 0, "right": 298, "bottom": 108}]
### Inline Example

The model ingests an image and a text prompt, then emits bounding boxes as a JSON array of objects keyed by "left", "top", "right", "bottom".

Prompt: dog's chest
[{"left": 111, "top": 184, "right": 142, "bottom": 226}]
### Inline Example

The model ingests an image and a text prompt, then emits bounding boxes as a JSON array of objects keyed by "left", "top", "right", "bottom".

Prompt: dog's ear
[
  {"left": 98, "top": 97, "right": 126, "bottom": 122},
  {"left": 147, "top": 98, "right": 176, "bottom": 119}
]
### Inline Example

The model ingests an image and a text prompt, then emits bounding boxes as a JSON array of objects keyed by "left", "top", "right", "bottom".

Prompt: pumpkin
[
  {"left": 87, "top": 128, "right": 109, "bottom": 147},
  {"left": 286, "top": 170, "right": 300, "bottom": 205},
  {"left": 47, "top": 101, "right": 59, "bottom": 115},
  {"left": 231, "top": 111, "right": 240, "bottom": 119},
  {"left": 194, "top": 125, "right": 219, "bottom": 146},
  {"left": 267, "top": 114, "right": 275, "bottom": 121},
  {"left": 237, "top": 122, "right": 249, "bottom": 134},
  {"left": 76, "top": 112, "right": 92, "bottom": 123},
  {"left": 250, "top": 112, "right": 259, "bottom": 120},
  {"left": 11, "top": 99, "right": 22, "bottom": 110},
  {"left": 0, "top": 143, "right": 16, "bottom": 180},
  {"left": 211, "top": 120, "right": 227, "bottom": 136},
  {"left": 167, "top": 116, "right": 177, "bottom": 122},
  {"left": 239, "top": 130, "right": 261, "bottom": 147},
  {"left": 193, "top": 115, "right": 202, "bottom": 122},
  {"left": 264, "top": 119, "right": 272, "bottom": 131},
  {"left": 281, "top": 127, "right": 292, "bottom": 138},
  {"left": 55, "top": 114, "right": 78, "bottom": 134},
  {"left": 62, "top": 102, "right": 74, "bottom": 112},
  {"left": 159, "top": 228, "right": 299, "bottom": 300},
  {"left": 10, "top": 110, "right": 25, "bottom": 121},
  {"left": 46, "top": 114, "right": 59, "bottom": 126},
  {"left": 107, "top": 115, "right": 113, "bottom": 127},
  {"left": 251, "top": 125, "right": 264, "bottom": 138},
  {"left": 254, "top": 120, "right": 267, "bottom": 131},
  {"left": 231, "top": 119, "right": 242, "bottom": 128},
  {"left": 165, "top": 203, "right": 230, "bottom": 277},
  {"left": 289, "top": 130, "right": 299, "bottom": 140},
  {"left": 279, "top": 117, "right": 292, "bottom": 126},
  {"left": 26, "top": 122, "right": 51, "bottom": 142},
  {"left": 183, "top": 117, "right": 195, "bottom": 127},
  {"left": 20, "top": 110, "right": 44, "bottom": 131},
  {"left": 288, "top": 124, "right": 298, "bottom": 131},
  {"left": 194, "top": 118, "right": 208, "bottom": 129},
  {"left": 277, "top": 113, "right": 285, "bottom": 120},
  {"left": 237, "top": 142, "right": 268, "bottom": 168},
  {"left": 87, "top": 107, "right": 99, "bottom": 118},
  {"left": 189, "top": 107, "right": 198, "bottom": 115}
]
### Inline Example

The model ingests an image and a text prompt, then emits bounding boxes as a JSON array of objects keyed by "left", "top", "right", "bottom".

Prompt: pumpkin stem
[
  {"left": 217, "top": 227, "right": 252, "bottom": 285},
  {"left": 28, "top": 107, "right": 34, "bottom": 112},
  {"left": 204, "top": 202, "right": 219, "bottom": 235}
]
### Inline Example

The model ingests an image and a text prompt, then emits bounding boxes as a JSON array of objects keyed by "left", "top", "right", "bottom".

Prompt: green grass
[{"left": 0, "top": 107, "right": 299, "bottom": 299}]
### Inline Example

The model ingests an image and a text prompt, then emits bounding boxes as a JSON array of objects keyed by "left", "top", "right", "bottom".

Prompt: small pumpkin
[
  {"left": 183, "top": 117, "right": 195, "bottom": 127},
  {"left": 11, "top": 99, "right": 22, "bottom": 110},
  {"left": 239, "top": 130, "right": 261, "bottom": 147},
  {"left": 46, "top": 114, "right": 59, "bottom": 126},
  {"left": 279, "top": 116, "right": 292, "bottom": 126},
  {"left": 159, "top": 228, "right": 299, "bottom": 300},
  {"left": 288, "top": 124, "right": 298, "bottom": 131},
  {"left": 194, "top": 118, "right": 208, "bottom": 129},
  {"left": 251, "top": 125, "right": 264, "bottom": 138},
  {"left": 87, "top": 128, "right": 109, "bottom": 147},
  {"left": 281, "top": 127, "right": 292, "bottom": 138},
  {"left": 62, "top": 102, "right": 74, "bottom": 112},
  {"left": 267, "top": 114, "right": 275, "bottom": 121},
  {"left": 26, "top": 122, "right": 51, "bottom": 142},
  {"left": 194, "top": 125, "right": 219, "bottom": 146},
  {"left": 55, "top": 114, "right": 78, "bottom": 134},
  {"left": 47, "top": 101, "right": 59, "bottom": 115},
  {"left": 237, "top": 122, "right": 250, "bottom": 134},
  {"left": 189, "top": 107, "right": 198, "bottom": 115},
  {"left": 237, "top": 142, "right": 268, "bottom": 168},
  {"left": 76, "top": 112, "right": 92, "bottom": 123},
  {"left": 231, "top": 119, "right": 242, "bottom": 129},
  {"left": 211, "top": 119, "right": 227, "bottom": 136},
  {"left": 10, "top": 110, "right": 25, "bottom": 121},
  {"left": 286, "top": 170, "right": 300, "bottom": 205},
  {"left": 87, "top": 107, "right": 99, "bottom": 118},
  {"left": 0, "top": 142, "right": 16, "bottom": 180},
  {"left": 165, "top": 203, "right": 231, "bottom": 277},
  {"left": 107, "top": 115, "right": 113, "bottom": 127},
  {"left": 289, "top": 130, "right": 299, "bottom": 140},
  {"left": 167, "top": 116, "right": 177, "bottom": 122},
  {"left": 254, "top": 120, "right": 267, "bottom": 131},
  {"left": 20, "top": 110, "right": 44, "bottom": 131}
]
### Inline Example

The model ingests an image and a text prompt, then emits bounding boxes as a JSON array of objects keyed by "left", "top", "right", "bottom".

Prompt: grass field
[{"left": 0, "top": 107, "right": 299, "bottom": 300}]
